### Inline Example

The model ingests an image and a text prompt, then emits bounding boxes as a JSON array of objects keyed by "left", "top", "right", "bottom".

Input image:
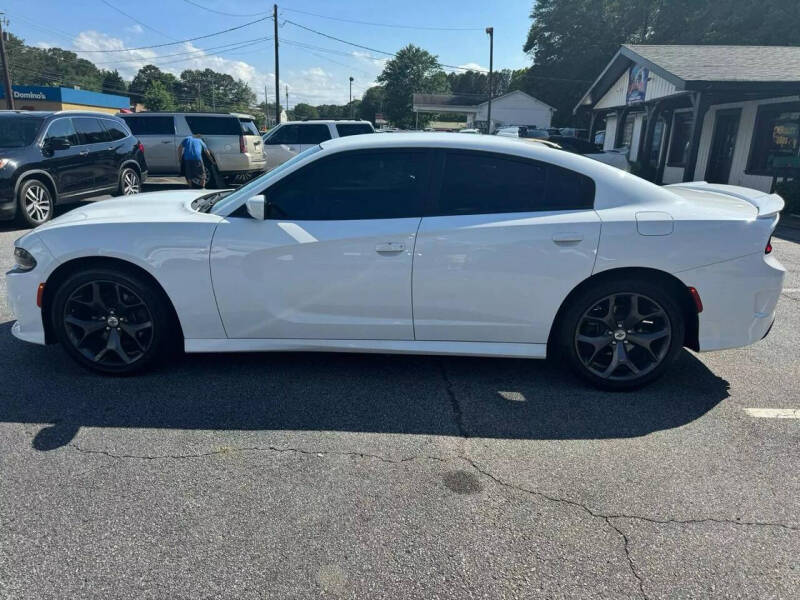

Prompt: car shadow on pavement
[{"left": 0, "top": 322, "right": 729, "bottom": 451}]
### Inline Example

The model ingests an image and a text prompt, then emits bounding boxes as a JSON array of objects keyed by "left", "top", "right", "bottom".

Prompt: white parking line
[{"left": 744, "top": 408, "right": 800, "bottom": 419}]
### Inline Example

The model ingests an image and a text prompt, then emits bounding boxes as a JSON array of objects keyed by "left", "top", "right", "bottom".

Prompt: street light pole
[
  {"left": 349, "top": 76, "right": 354, "bottom": 118},
  {"left": 273, "top": 3, "right": 280, "bottom": 125},
  {"left": 0, "top": 14, "right": 15, "bottom": 110},
  {"left": 485, "top": 26, "right": 494, "bottom": 134}
]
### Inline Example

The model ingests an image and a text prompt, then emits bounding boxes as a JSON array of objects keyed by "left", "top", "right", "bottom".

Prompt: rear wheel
[
  {"left": 114, "top": 166, "right": 141, "bottom": 196},
  {"left": 52, "top": 268, "right": 172, "bottom": 374},
  {"left": 557, "top": 279, "right": 685, "bottom": 390},
  {"left": 17, "top": 179, "right": 54, "bottom": 227}
]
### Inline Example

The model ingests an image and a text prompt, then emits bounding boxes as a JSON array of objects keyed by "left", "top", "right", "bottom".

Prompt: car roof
[
  {"left": 0, "top": 110, "right": 123, "bottom": 119},
  {"left": 281, "top": 120, "right": 371, "bottom": 125}
]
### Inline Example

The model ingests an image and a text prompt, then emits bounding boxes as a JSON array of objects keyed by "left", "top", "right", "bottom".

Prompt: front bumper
[
  {"left": 676, "top": 251, "right": 785, "bottom": 352},
  {"left": 6, "top": 234, "right": 57, "bottom": 345}
]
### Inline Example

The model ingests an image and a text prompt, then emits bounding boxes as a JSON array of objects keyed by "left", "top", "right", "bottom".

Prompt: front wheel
[
  {"left": 17, "top": 179, "right": 54, "bottom": 227},
  {"left": 557, "top": 280, "right": 685, "bottom": 391},
  {"left": 52, "top": 268, "right": 172, "bottom": 374}
]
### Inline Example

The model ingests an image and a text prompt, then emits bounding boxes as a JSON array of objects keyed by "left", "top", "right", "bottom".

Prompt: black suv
[{"left": 0, "top": 111, "right": 147, "bottom": 227}]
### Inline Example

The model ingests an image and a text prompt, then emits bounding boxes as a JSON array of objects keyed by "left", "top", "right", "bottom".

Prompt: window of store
[
  {"left": 747, "top": 102, "right": 800, "bottom": 175},
  {"left": 616, "top": 113, "right": 636, "bottom": 149},
  {"left": 667, "top": 112, "right": 693, "bottom": 167}
]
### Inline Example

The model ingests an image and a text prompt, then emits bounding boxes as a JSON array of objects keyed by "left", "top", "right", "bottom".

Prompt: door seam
[{"left": 410, "top": 216, "right": 424, "bottom": 341}]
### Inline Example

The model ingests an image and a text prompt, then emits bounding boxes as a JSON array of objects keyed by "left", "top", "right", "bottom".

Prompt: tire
[
  {"left": 114, "top": 166, "right": 141, "bottom": 197},
  {"left": 204, "top": 159, "right": 225, "bottom": 189},
  {"left": 555, "top": 278, "right": 685, "bottom": 391},
  {"left": 16, "top": 178, "right": 54, "bottom": 227},
  {"left": 51, "top": 267, "right": 172, "bottom": 375}
]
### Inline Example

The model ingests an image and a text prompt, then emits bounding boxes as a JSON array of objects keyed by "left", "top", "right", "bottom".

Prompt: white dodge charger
[{"left": 7, "top": 133, "right": 785, "bottom": 390}]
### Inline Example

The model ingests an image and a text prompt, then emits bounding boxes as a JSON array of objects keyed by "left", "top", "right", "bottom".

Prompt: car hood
[{"left": 32, "top": 190, "right": 223, "bottom": 233}]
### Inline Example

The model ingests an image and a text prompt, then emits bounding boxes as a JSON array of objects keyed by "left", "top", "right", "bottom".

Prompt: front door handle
[
  {"left": 376, "top": 242, "right": 405, "bottom": 253},
  {"left": 161, "top": 140, "right": 172, "bottom": 144},
  {"left": 79, "top": 150, "right": 89, "bottom": 156},
  {"left": 552, "top": 233, "right": 584, "bottom": 244}
]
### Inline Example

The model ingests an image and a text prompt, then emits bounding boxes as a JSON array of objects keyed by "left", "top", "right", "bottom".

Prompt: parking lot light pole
[
  {"left": 273, "top": 4, "right": 280, "bottom": 125},
  {"left": 0, "top": 14, "right": 14, "bottom": 110},
  {"left": 485, "top": 26, "right": 493, "bottom": 134},
  {"left": 349, "top": 76, "right": 354, "bottom": 118}
]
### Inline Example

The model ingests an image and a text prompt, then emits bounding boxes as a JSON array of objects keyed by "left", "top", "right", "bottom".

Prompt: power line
[
  {"left": 91, "top": 36, "right": 272, "bottom": 66},
  {"left": 99, "top": 0, "right": 176, "bottom": 41},
  {"left": 71, "top": 15, "right": 272, "bottom": 53},
  {"left": 179, "top": 0, "right": 271, "bottom": 18},
  {"left": 281, "top": 7, "right": 484, "bottom": 31}
]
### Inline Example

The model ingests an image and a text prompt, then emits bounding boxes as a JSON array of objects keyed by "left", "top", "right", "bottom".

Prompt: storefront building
[
  {"left": 0, "top": 85, "right": 129, "bottom": 115},
  {"left": 575, "top": 45, "right": 800, "bottom": 191}
]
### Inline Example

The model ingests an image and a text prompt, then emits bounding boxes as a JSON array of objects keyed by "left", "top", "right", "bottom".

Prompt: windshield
[
  {"left": 0, "top": 116, "right": 45, "bottom": 148},
  {"left": 211, "top": 144, "right": 323, "bottom": 215}
]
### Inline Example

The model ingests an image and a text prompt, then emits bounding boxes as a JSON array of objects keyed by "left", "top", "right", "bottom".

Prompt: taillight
[
  {"left": 765, "top": 237, "right": 773, "bottom": 254},
  {"left": 137, "top": 141, "right": 144, "bottom": 154},
  {"left": 687, "top": 286, "right": 703, "bottom": 313},
  {"left": 239, "top": 135, "right": 246, "bottom": 153}
]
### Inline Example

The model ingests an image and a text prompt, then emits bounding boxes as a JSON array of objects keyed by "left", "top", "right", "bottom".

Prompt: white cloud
[
  {"left": 454, "top": 62, "right": 488, "bottom": 73},
  {"left": 126, "top": 24, "right": 144, "bottom": 35},
  {"left": 71, "top": 30, "right": 373, "bottom": 105}
]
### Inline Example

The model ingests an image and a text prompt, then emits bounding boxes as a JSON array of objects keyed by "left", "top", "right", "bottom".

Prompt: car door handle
[
  {"left": 79, "top": 150, "right": 89, "bottom": 156},
  {"left": 161, "top": 140, "right": 172, "bottom": 144},
  {"left": 376, "top": 242, "right": 405, "bottom": 253},
  {"left": 552, "top": 233, "right": 583, "bottom": 243}
]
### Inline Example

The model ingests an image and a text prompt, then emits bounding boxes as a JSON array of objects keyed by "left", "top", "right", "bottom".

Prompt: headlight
[
  {"left": 13, "top": 246, "right": 37, "bottom": 271},
  {"left": 0, "top": 159, "right": 9, "bottom": 169}
]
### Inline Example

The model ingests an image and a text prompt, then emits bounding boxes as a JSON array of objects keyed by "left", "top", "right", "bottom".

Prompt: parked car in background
[
  {"left": 261, "top": 120, "right": 374, "bottom": 170},
  {"left": 548, "top": 135, "right": 602, "bottom": 155},
  {"left": 0, "top": 110, "right": 146, "bottom": 227},
  {"left": 496, "top": 125, "right": 554, "bottom": 139},
  {"left": 118, "top": 112, "right": 265, "bottom": 186},
  {"left": 558, "top": 128, "right": 589, "bottom": 139},
  {"left": 458, "top": 128, "right": 480, "bottom": 134},
  {"left": 8, "top": 133, "right": 784, "bottom": 390}
]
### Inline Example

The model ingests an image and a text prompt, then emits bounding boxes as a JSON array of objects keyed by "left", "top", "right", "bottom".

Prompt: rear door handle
[
  {"left": 161, "top": 140, "right": 172, "bottom": 144},
  {"left": 79, "top": 150, "right": 89, "bottom": 156},
  {"left": 552, "top": 233, "right": 583, "bottom": 243},
  {"left": 376, "top": 242, "right": 405, "bottom": 253}
]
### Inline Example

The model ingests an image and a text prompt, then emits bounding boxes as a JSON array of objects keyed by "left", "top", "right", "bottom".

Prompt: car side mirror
[
  {"left": 245, "top": 194, "right": 266, "bottom": 220},
  {"left": 45, "top": 138, "right": 71, "bottom": 151}
]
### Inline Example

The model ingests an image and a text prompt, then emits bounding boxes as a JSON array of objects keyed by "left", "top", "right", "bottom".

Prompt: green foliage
[
  {"left": 775, "top": 179, "right": 800, "bottom": 215},
  {"left": 4, "top": 33, "right": 103, "bottom": 90},
  {"left": 357, "top": 86, "right": 386, "bottom": 124},
  {"left": 292, "top": 103, "right": 319, "bottom": 120},
  {"left": 101, "top": 70, "right": 127, "bottom": 96},
  {"left": 130, "top": 65, "right": 177, "bottom": 102},
  {"left": 377, "top": 44, "right": 449, "bottom": 129},
  {"left": 143, "top": 80, "right": 175, "bottom": 112},
  {"left": 446, "top": 69, "right": 512, "bottom": 99}
]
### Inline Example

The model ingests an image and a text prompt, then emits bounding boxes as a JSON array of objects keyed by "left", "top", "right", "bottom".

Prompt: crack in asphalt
[
  {"left": 605, "top": 518, "right": 649, "bottom": 600},
  {"left": 438, "top": 359, "right": 469, "bottom": 437}
]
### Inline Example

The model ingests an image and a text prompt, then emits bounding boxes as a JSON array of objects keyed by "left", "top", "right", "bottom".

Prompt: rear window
[
  {"left": 121, "top": 115, "right": 175, "bottom": 135},
  {"left": 0, "top": 116, "right": 44, "bottom": 148},
  {"left": 239, "top": 119, "right": 260, "bottom": 136},
  {"left": 102, "top": 119, "right": 129, "bottom": 141},
  {"left": 74, "top": 117, "right": 111, "bottom": 144},
  {"left": 336, "top": 123, "right": 373, "bottom": 137},
  {"left": 186, "top": 116, "right": 241, "bottom": 136}
]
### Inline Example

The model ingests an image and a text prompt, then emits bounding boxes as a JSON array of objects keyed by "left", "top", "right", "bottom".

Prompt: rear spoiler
[{"left": 666, "top": 181, "right": 785, "bottom": 218}]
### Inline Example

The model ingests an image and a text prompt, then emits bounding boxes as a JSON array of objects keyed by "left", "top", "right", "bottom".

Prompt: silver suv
[
  {"left": 119, "top": 112, "right": 266, "bottom": 184},
  {"left": 261, "top": 120, "right": 374, "bottom": 169}
]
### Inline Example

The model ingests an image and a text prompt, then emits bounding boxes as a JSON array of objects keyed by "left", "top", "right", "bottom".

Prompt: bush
[{"left": 775, "top": 178, "right": 800, "bottom": 215}]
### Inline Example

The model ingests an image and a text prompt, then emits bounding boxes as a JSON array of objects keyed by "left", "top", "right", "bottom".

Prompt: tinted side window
[
  {"left": 185, "top": 116, "right": 241, "bottom": 136},
  {"left": 299, "top": 124, "right": 332, "bottom": 145},
  {"left": 436, "top": 152, "right": 593, "bottom": 215},
  {"left": 335, "top": 123, "right": 373, "bottom": 137},
  {"left": 44, "top": 118, "right": 79, "bottom": 146},
  {"left": 267, "top": 125, "right": 299, "bottom": 145},
  {"left": 267, "top": 150, "right": 429, "bottom": 220},
  {"left": 74, "top": 117, "right": 111, "bottom": 144},
  {"left": 102, "top": 120, "right": 129, "bottom": 141},
  {"left": 121, "top": 115, "right": 175, "bottom": 135}
]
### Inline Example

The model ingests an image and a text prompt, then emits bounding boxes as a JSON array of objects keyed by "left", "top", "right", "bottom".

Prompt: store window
[
  {"left": 667, "top": 112, "right": 693, "bottom": 167},
  {"left": 747, "top": 102, "right": 800, "bottom": 174},
  {"left": 616, "top": 113, "right": 636, "bottom": 149}
]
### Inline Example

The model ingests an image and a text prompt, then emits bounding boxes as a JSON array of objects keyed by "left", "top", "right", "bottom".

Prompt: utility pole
[
  {"left": 0, "top": 14, "right": 15, "bottom": 110},
  {"left": 264, "top": 83, "right": 269, "bottom": 129},
  {"left": 273, "top": 3, "right": 280, "bottom": 125},
  {"left": 285, "top": 85, "right": 288, "bottom": 115},
  {"left": 349, "top": 76, "right": 354, "bottom": 118},
  {"left": 485, "top": 27, "right": 493, "bottom": 134}
]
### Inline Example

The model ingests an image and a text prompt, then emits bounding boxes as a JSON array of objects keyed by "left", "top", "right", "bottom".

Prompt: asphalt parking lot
[{"left": 0, "top": 190, "right": 798, "bottom": 599}]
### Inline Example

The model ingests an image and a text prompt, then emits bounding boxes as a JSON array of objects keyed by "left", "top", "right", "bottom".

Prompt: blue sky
[{"left": 3, "top": 0, "right": 534, "bottom": 105}]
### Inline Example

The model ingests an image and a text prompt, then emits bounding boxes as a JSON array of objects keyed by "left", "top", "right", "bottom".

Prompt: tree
[
  {"left": 358, "top": 85, "right": 386, "bottom": 124},
  {"left": 292, "top": 102, "right": 319, "bottom": 120},
  {"left": 4, "top": 33, "right": 103, "bottom": 90},
  {"left": 130, "top": 65, "right": 177, "bottom": 104},
  {"left": 143, "top": 80, "right": 175, "bottom": 111},
  {"left": 101, "top": 70, "right": 127, "bottom": 96},
  {"left": 177, "top": 69, "right": 256, "bottom": 112},
  {"left": 377, "top": 44, "right": 449, "bottom": 128}
]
